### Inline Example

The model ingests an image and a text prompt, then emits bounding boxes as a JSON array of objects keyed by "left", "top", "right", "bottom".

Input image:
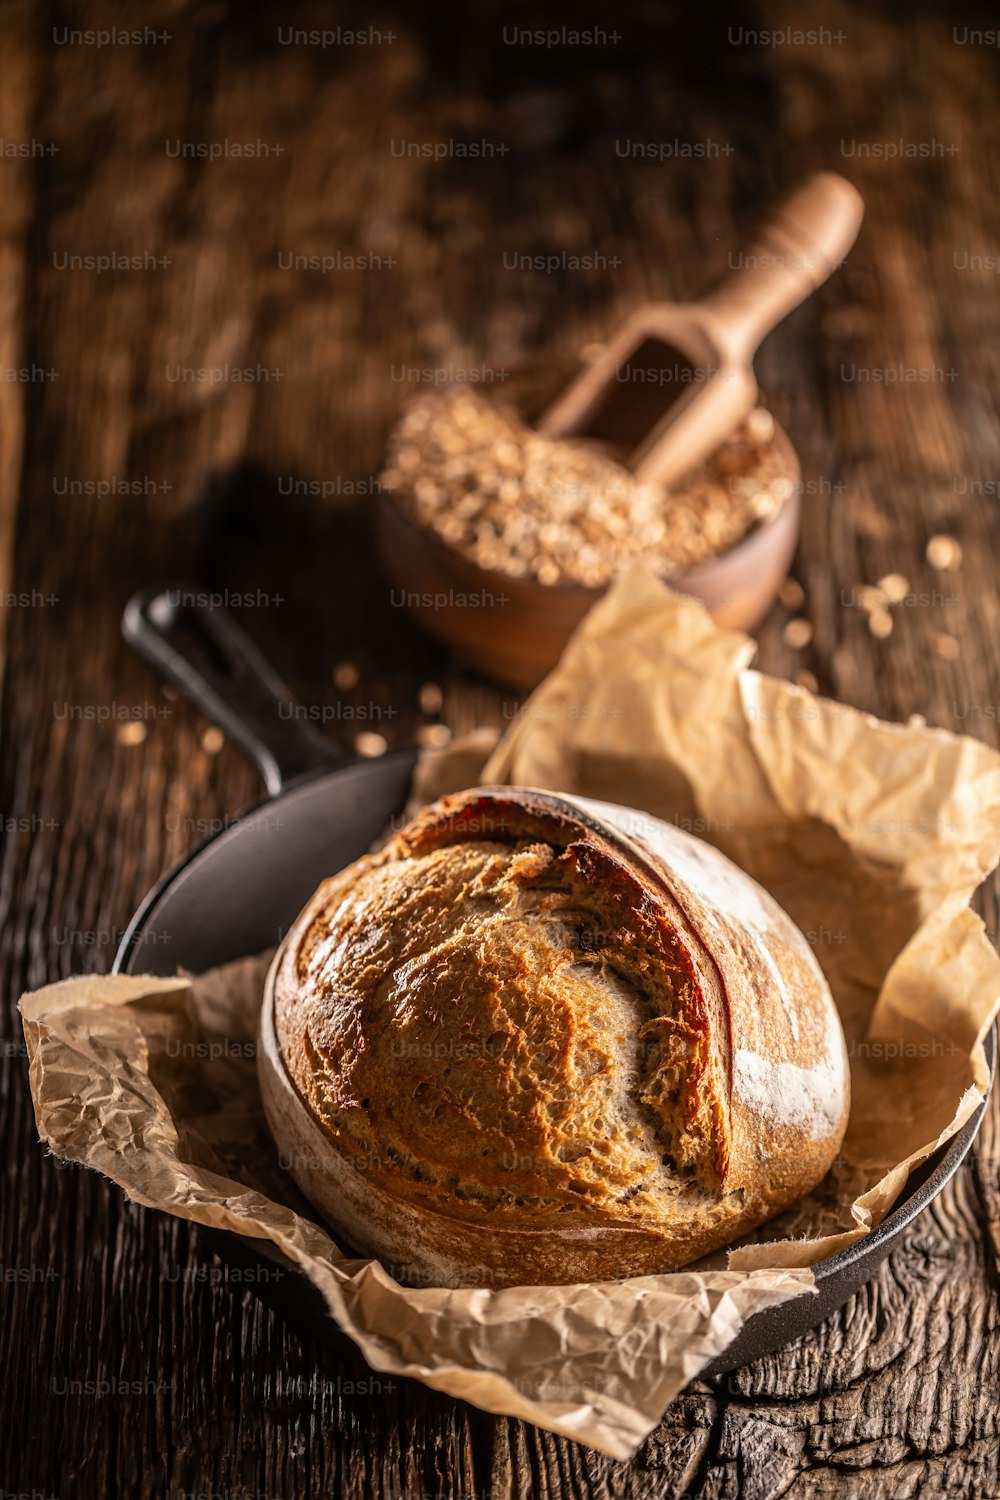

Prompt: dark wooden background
[{"left": 2, "top": 0, "right": 1000, "bottom": 1495}]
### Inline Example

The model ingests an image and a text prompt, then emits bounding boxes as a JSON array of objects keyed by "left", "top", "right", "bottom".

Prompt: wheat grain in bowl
[
  {"left": 258, "top": 787, "right": 849, "bottom": 1289},
  {"left": 380, "top": 389, "right": 796, "bottom": 589}
]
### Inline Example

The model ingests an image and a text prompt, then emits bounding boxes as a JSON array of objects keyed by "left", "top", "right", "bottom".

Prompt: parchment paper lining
[{"left": 20, "top": 569, "right": 1000, "bottom": 1459}]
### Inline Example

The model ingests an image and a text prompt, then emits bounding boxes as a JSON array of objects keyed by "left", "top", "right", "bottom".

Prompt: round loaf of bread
[{"left": 259, "top": 787, "right": 849, "bottom": 1287}]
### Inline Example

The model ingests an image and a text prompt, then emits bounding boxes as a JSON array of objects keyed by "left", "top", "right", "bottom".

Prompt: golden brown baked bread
[{"left": 259, "top": 787, "right": 849, "bottom": 1287}]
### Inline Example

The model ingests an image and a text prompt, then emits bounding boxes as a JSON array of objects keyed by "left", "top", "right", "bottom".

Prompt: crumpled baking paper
[{"left": 20, "top": 568, "right": 1000, "bottom": 1459}]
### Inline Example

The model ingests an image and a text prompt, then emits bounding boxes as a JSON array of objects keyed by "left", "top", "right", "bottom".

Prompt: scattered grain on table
[
  {"left": 417, "top": 723, "right": 452, "bottom": 748},
  {"left": 929, "top": 630, "right": 960, "bottom": 660},
  {"left": 926, "top": 534, "right": 962, "bottom": 571},
  {"left": 877, "top": 573, "right": 910, "bottom": 604},
  {"left": 355, "top": 731, "right": 387, "bottom": 757},
  {"left": 783, "top": 618, "right": 814, "bottom": 649},
  {"left": 780, "top": 577, "right": 805, "bottom": 610},
  {"left": 856, "top": 584, "right": 888, "bottom": 613}
]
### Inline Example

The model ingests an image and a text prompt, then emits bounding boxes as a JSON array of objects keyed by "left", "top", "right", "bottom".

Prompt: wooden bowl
[{"left": 375, "top": 370, "right": 802, "bottom": 689}]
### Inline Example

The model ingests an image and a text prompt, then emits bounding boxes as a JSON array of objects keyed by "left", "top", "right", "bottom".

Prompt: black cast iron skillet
[{"left": 115, "top": 584, "right": 996, "bottom": 1382}]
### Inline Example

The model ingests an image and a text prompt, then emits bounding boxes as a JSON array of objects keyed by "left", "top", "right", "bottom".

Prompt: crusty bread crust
[{"left": 259, "top": 788, "right": 849, "bottom": 1286}]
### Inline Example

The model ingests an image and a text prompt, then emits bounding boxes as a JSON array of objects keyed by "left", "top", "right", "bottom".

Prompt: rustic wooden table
[{"left": 2, "top": 1, "right": 999, "bottom": 1495}]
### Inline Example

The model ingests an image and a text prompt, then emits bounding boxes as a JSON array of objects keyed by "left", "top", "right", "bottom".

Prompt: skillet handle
[{"left": 123, "top": 585, "right": 348, "bottom": 796}]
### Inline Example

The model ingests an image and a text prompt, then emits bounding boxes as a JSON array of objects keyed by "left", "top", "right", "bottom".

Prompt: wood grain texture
[{"left": 1, "top": 1, "right": 998, "bottom": 1496}]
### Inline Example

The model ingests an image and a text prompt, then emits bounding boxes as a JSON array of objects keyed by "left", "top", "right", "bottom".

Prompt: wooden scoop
[{"left": 537, "top": 172, "right": 864, "bottom": 488}]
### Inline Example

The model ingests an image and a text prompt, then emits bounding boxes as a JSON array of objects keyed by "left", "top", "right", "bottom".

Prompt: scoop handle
[{"left": 702, "top": 172, "right": 864, "bottom": 358}]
